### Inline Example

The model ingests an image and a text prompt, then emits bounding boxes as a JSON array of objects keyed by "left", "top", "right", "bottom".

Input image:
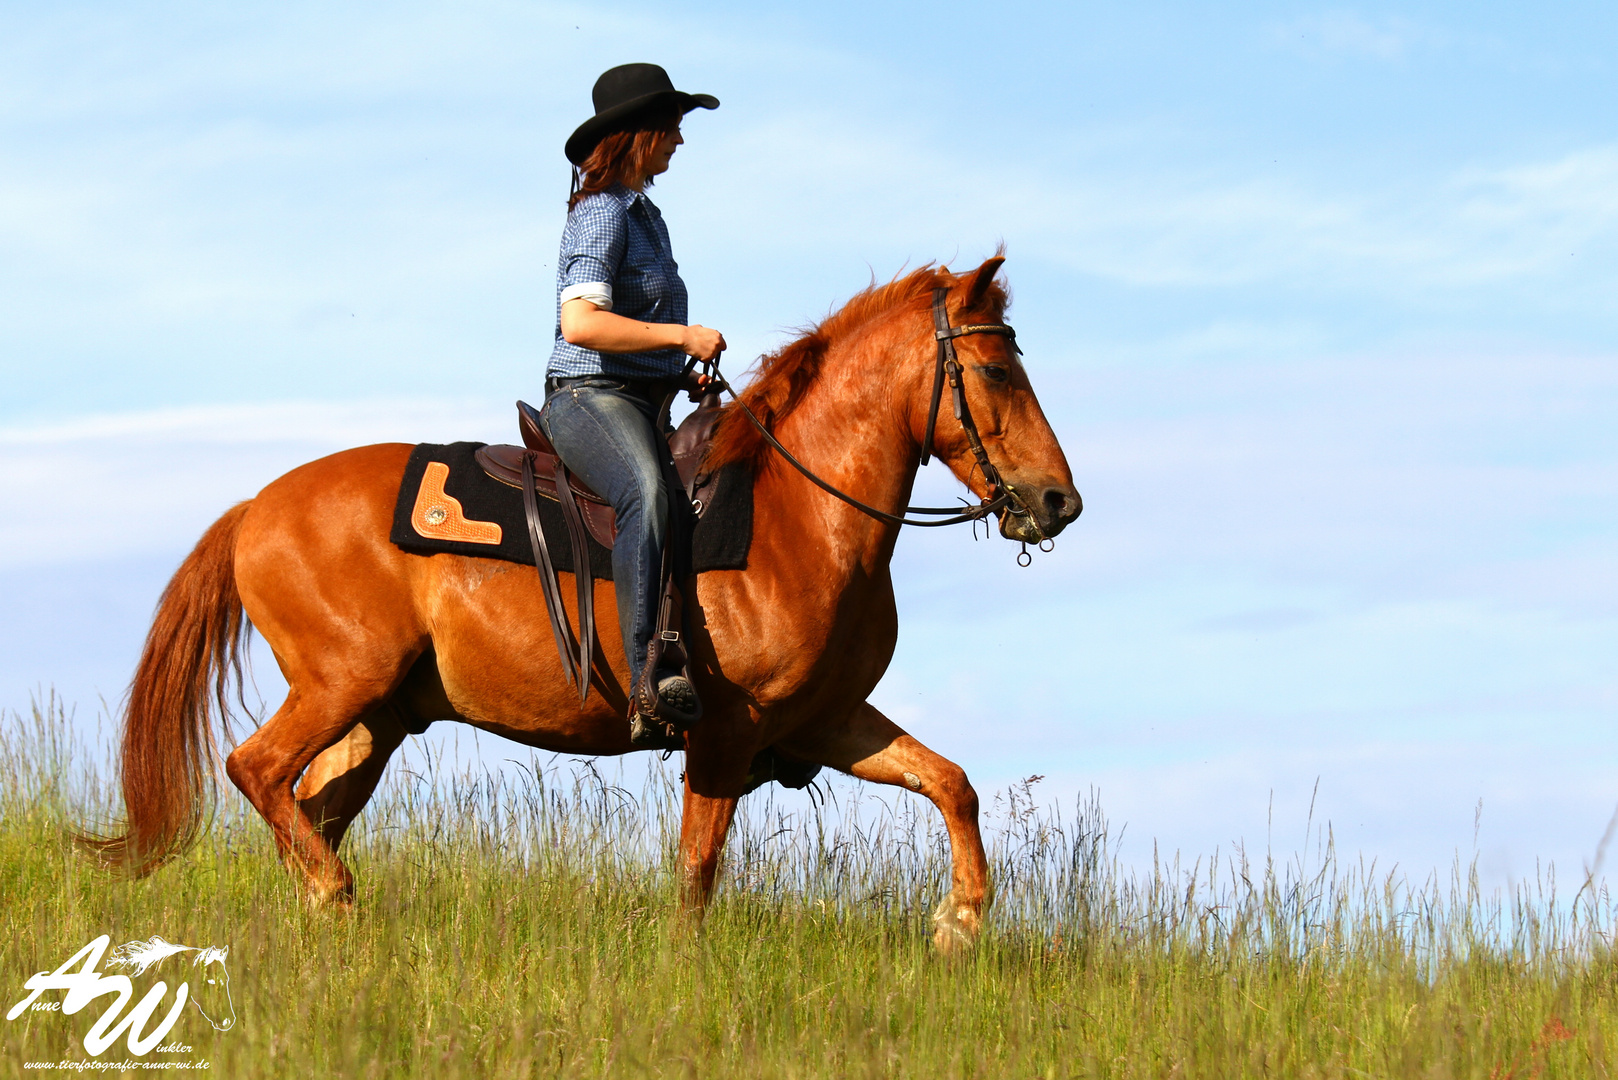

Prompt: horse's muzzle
[{"left": 999, "top": 480, "right": 1082, "bottom": 542}]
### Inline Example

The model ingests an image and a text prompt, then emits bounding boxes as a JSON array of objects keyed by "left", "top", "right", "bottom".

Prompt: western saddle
[{"left": 473, "top": 388, "right": 726, "bottom": 749}]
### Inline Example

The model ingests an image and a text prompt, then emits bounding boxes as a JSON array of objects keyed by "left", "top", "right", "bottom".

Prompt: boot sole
[{"left": 655, "top": 674, "right": 701, "bottom": 727}]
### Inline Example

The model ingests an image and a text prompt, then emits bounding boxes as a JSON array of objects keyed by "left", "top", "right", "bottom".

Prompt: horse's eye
[{"left": 979, "top": 365, "right": 1010, "bottom": 384}]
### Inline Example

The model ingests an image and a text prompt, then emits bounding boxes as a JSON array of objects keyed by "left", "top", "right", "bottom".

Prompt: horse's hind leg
[
  {"left": 226, "top": 444, "right": 433, "bottom": 904},
  {"left": 780, "top": 701, "right": 989, "bottom": 953},
  {"left": 225, "top": 681, "right": 402, "bottom": 905},
  {"left": 294, "top": 705, "right": 410, "bottom": 853}
]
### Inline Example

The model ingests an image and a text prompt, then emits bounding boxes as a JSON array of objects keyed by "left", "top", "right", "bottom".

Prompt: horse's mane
[{"left": 703, "top": 263, "right": 1005, "bottom": 473}]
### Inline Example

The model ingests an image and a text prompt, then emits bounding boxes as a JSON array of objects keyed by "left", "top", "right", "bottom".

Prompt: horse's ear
[{"left": 961, "top": 255, "right": 1006, "bottom": 310}]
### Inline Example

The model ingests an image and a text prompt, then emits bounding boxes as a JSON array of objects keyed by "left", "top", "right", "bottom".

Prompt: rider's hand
[
  {"left": 682, "top": 324, "right": 726, "bottom": 361},
  {"left": 683, "top": 370, "right": 720, "bottom": 400}
]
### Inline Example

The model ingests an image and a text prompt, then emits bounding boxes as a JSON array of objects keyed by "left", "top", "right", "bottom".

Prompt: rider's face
[{"left": 645, "top": 126, "right": 683, "bottom": 179}]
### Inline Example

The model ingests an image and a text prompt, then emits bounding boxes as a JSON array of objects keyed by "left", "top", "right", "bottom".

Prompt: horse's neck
[{"left": 749, "top": 350, "right": 917, "bottom": 586}]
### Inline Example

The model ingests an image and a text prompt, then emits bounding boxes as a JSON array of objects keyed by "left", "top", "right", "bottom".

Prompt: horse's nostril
[{"left": 1043, "top": 487, "right": 1081, "bottom": 520}]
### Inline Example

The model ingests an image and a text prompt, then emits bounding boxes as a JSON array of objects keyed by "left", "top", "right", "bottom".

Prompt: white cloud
[
  {"left": 0, "top": 398, "right": 509, "bottom": 566},
  {"left": 1449, "top": 147, "right": 1618, "bottom": 278},
  {"left": 3, "top": 1, "right": 1616, "bottom": 426},
  {"left": 1268, "top": 11, "right": 1427, "bottom": 62},
  {"left": 678, "top": 113, "right": 1618, "bottom": 308}
]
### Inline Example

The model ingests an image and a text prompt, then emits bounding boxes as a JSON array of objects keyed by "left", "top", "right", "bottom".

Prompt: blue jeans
[{"left": 538, "top": 378, "right": 669, "bottom": 685}]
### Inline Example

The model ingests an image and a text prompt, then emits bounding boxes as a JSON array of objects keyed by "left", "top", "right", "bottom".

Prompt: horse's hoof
[
  {"left": 931, "top": 891, "right": 981, "bottom": 954},
  {"left": 301, "top": 878, "right": 355, "bottom": 909}
]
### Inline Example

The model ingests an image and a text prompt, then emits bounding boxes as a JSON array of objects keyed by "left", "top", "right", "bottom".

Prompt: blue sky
[{"left": 2, "top": 1, "right": 1616, "bottom": 885}]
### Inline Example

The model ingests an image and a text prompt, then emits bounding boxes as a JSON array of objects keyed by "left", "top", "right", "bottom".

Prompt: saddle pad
[{"left": 388, "top": 441, "right": 753, "bottom": 579}]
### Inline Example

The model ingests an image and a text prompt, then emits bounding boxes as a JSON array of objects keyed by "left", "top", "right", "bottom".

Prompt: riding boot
[
  {"left": 627, "top": 655, "right": 700, "bottom": 750},
  {"left": 628, "top": 709, "right": 682, "bottom": 751},
  {"left": 652, "top": 670, "right": 699, "bottom": 722},
  {"left": 626, "top": 497, "right": 701, "bottom": 749},
  {"left": 627, "top": 667, "right": 696, "bottom": 749}
]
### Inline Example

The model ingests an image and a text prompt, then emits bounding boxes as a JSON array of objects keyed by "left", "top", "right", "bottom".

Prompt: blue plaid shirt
[{"left": 547, "top": 184, "right": 689, "bottom": 379}]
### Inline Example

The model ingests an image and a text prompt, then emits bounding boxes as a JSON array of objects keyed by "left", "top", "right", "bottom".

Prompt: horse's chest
[{"left": 768, "top": 591, "right": 897, "bottom": 708}]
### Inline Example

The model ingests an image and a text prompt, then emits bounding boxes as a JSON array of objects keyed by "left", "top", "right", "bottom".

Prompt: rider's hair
[{"left": 568, "top": 99, "right": 683, "bottom": 210}]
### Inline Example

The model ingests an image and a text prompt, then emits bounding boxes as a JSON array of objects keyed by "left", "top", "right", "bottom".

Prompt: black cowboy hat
[{"left": 565, "top": 63, "right": 719, "bottom": 166}]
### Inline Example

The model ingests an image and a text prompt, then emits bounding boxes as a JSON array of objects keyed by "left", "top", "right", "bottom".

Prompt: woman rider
[{"left": 540, "top": 63, "right": 723, "bottom": 746}]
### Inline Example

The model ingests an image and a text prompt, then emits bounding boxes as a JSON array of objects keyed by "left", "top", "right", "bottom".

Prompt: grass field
[{"left": 2, "top": 700, "right": 1615, "bottom": 1078}]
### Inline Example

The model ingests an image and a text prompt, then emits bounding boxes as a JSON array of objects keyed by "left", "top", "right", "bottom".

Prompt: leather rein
[{"left": 716, "top": 287, "right": 1039, "bottom": 533}]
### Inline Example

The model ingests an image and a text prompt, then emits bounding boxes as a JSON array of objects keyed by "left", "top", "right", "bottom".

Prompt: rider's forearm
[{"left": 560, "top": 300, "right": 686, "bottom": 354}]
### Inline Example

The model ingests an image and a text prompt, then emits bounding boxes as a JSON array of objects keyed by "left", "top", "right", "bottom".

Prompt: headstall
[{"left": 715, "top": 287, "right": 1044, "bottom": 545}]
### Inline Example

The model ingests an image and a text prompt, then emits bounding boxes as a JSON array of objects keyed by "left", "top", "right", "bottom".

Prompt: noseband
[{"left": 719, "top": 287, "right": 1037, "bottom": 532}]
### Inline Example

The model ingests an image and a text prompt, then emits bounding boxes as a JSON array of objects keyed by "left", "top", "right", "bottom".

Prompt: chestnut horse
[{"left": 90, "top": 256, "right": 1081, "bottom": 951}]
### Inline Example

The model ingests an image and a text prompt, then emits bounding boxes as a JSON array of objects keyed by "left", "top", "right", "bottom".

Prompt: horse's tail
[{"left": 79, "top": 501, "right": 254, "bottom": 876}]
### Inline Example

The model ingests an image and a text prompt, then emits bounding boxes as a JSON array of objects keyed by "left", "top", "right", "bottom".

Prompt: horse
[{"left": 86, "top": 255, "right": 1081, "bottom": 952}]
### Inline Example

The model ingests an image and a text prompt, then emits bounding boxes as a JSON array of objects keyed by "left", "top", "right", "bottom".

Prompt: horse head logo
[{"left": 106, "top": 936, "right": 236, "bottom": 1032}]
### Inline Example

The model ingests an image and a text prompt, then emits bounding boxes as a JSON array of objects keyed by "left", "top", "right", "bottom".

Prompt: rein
[{"left": 708, "top": 287, "right": 1040, "bottom": 534}]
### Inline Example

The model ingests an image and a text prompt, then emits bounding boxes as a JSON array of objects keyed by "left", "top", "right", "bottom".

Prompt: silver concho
[{"left": 425, "top": 506, "right": 448, "bottom": 526}]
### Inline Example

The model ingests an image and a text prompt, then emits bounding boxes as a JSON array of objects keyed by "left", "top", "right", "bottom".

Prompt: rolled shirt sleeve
[{"left": 559, "top": 281, "right": 613, "bottom": 310}]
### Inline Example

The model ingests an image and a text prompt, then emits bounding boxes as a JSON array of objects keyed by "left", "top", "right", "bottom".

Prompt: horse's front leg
[
  {"left": 677, "top": 724, "right": 758, "bottom": 918},
  {"left": 781, "top": 701, "right": 988, "bottom": 953}
]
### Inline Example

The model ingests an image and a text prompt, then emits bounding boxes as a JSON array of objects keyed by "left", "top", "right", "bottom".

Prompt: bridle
[{"left": 711, "top": 286, "right": 1044, "bottom": 540}]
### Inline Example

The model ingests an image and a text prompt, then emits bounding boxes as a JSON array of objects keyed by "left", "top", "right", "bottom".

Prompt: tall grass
[{"left": 1, "top": 698, "right": 1615, "bottom": 1078}]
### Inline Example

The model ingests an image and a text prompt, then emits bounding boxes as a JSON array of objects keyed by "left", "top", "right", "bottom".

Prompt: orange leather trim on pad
[{"left": 411, "top": 461, "right": 503, "bottom": 545}]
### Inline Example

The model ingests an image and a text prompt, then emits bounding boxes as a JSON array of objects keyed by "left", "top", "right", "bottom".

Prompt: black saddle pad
[{"left": 388, "top": 441, "right": 752, "bottom": 579}]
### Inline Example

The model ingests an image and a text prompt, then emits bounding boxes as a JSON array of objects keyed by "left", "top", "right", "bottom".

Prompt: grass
[{"left": 1, "top": 699, "right": 1616, "bottom": 1078}]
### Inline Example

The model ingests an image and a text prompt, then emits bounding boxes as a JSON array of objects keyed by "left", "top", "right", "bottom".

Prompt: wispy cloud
[
  {"left": 690, "top": 115, "right": 1618, "bottom": 300},
  {"left": 0, "top": 398, "right": 505, "bottom": 447},
  {"left": 3, "top": 2, "right": 1616, "bottom": 424},
  {"left": 1267, "top": 11, "right": 1429, "bottom": 62},
  {"left": 0, "top": 399, "right": 508, "bottom": 566}
]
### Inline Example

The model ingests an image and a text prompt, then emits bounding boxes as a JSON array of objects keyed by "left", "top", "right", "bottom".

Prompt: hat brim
[{"left": 565, "top": 90, "right": 719, "bottom": 166}]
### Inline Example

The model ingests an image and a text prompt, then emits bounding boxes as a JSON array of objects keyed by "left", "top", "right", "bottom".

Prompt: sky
[{"left": 2, "top": 1, "right": 1616, "bottom": 889}]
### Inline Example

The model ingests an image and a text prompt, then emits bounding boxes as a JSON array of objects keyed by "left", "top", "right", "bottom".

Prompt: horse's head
[
  {"left": 911, "top": 256, "right": 1082, "bottom": 542},
  {"left": 704, "top": 254, "right": 1081, "bottom": 544}
]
